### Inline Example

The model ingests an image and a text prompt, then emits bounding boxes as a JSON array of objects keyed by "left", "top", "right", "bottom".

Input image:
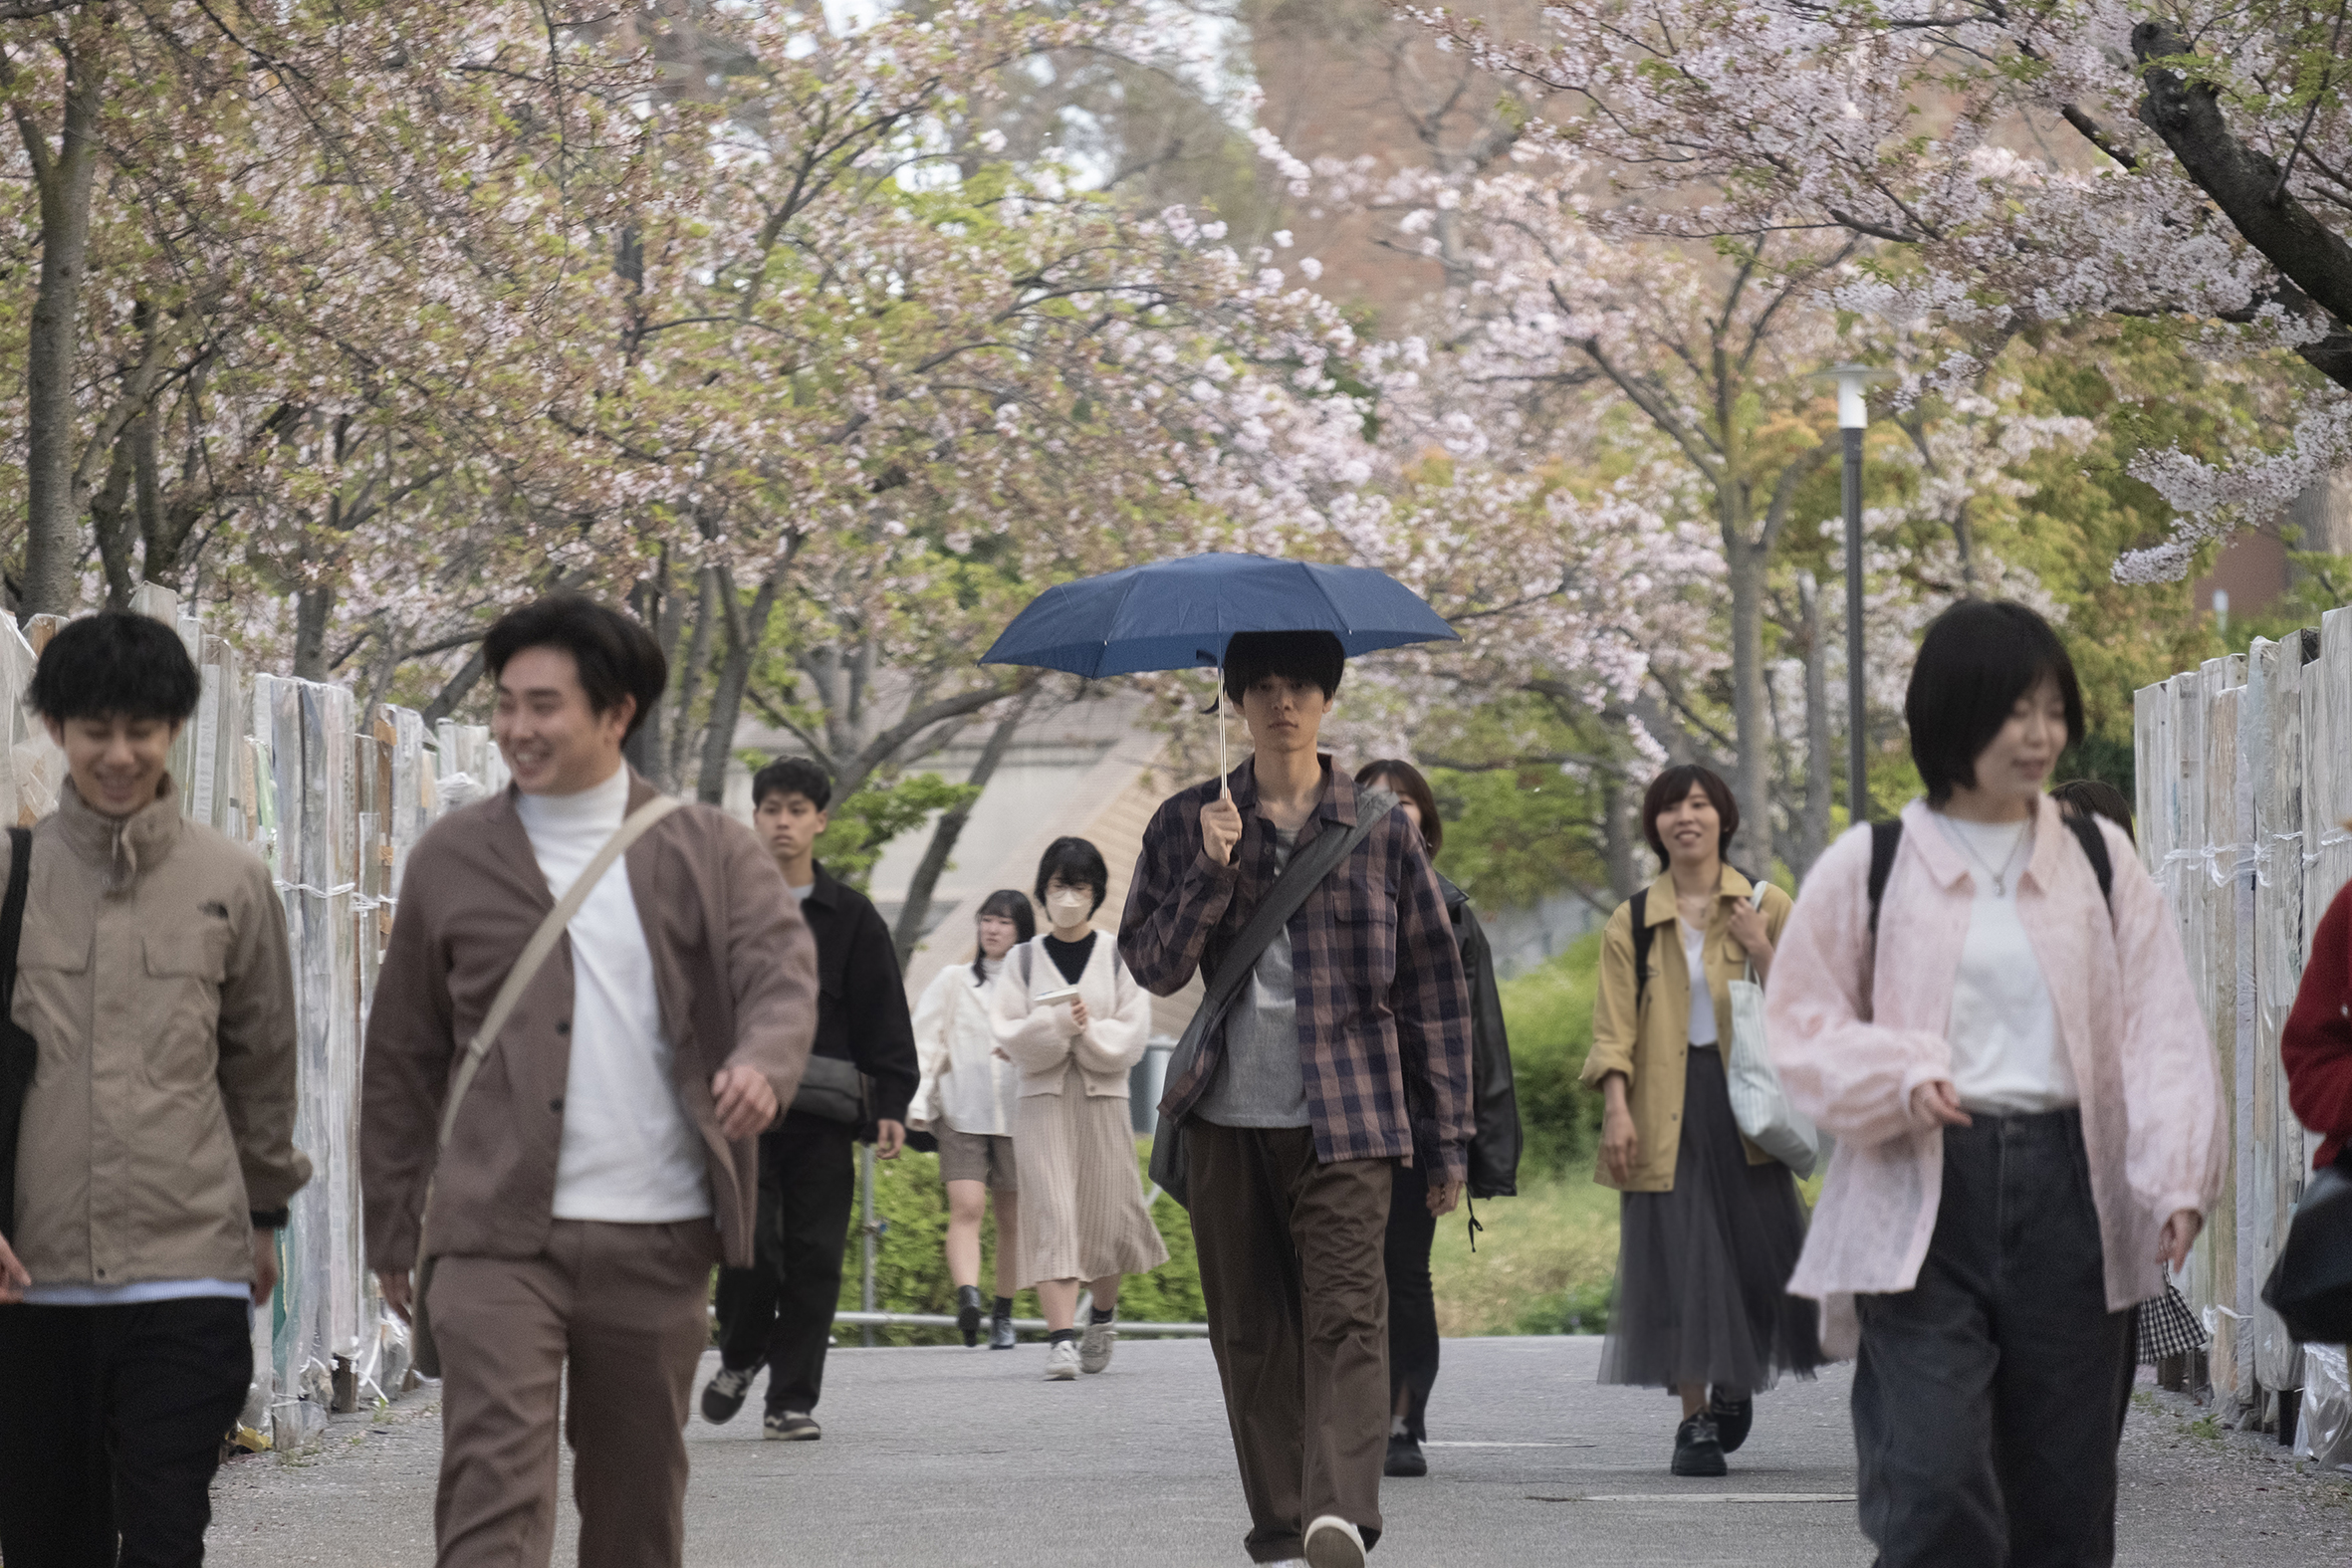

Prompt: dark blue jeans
[
  {"left": 0, "top": 1296, "right": 253, "bottom": 1568},
  {"left": 1853, "top": 1107, "right": 2135, "bottom": 1568}
]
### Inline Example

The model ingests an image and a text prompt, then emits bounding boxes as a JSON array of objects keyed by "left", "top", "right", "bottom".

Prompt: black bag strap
[
  {"left": 0, "top": 827, "right": 28, "bottom": 1011},
  {"left": 1629, "top": 888, "right": 1653, "bottom": 1016},
  {"left": 1866, "top": 812, "right": 2113, "bottom": 938},
  {"left": 1202, "top": 788, "right": 1398, "bottom": 1021}
]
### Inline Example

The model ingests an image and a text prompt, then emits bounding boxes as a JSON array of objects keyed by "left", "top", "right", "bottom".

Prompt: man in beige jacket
[
  {"left": 0, "top": 611, "right": 310, "bottom": 1565},
  {"left": 361, "top": 596, "right": 818, "bottom": 1568}
]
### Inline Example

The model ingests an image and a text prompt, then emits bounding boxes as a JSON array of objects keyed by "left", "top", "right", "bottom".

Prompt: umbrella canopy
[{"left": 979, "top": 552, "right": 1458, "bottom": 677}]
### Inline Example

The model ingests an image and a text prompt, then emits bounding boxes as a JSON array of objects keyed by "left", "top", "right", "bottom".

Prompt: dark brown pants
[
  {"left": 1187, "top": 1120, "right": 1393, "bottom": 1563},
  {"left": 427, "top": 1218, "right": 720, "bottom": 1568}
]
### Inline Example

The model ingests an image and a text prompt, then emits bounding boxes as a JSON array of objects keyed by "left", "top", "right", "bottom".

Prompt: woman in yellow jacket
[{"left": 1582, "top": 765, "right": 1821, "bottom": 1478}]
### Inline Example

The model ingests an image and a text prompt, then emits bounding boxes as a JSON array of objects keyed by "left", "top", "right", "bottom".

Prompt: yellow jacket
[{"left": 1581, "top": 864, "right": 1793, "bottom": 1193}]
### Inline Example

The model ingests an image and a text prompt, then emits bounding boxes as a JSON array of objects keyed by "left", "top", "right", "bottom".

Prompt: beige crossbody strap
[{"left": 432, "top": 793, "right": 684, "bottom": 1149}]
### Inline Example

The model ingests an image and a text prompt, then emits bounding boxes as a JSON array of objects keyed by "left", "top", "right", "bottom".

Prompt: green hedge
[{"left": 1500, "top": 928, "right": 1606, "bottom": 1178}]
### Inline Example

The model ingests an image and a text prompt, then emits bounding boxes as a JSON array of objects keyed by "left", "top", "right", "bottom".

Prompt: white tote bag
[{"left": 1725, "top": 883, "right": 1829, "bottom": 1179}]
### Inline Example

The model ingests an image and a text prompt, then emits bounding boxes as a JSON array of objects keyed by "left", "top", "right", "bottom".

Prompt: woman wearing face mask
[
  {"left": 1351, "top": 759, "right": 1521, "bottom": 1479},
  {"left": 990, "top": 837, "right": 1168, "bottom": 1382},
  {"left": 1766, "top": 599, "right": 2222, "bottom": 1566},
  {"left": 910, "top": 890, "right": 1034, "bottom": 1349},
  {"left": 1584, "top": 763, "right": 1817, "bottom": 1477}
]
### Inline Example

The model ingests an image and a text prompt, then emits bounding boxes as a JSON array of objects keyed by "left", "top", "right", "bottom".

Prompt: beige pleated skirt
[{"left": 1013, "top": 1064, "right": 1170, "bottom": 1288}]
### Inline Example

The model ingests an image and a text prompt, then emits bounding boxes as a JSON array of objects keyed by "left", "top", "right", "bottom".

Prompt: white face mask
[{"left": 1046, "top": 889, "right": 1092, "bottom": 925}]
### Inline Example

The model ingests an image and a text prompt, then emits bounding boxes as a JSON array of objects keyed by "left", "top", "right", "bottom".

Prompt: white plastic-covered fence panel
[{"left": 2136, "top": 612, "right": 2352, "bottom": 1423}]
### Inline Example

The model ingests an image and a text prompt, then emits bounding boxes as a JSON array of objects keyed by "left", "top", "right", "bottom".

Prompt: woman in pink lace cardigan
[{"left": 1764, "top": 599, "right": 2222, "bottom": 1568}]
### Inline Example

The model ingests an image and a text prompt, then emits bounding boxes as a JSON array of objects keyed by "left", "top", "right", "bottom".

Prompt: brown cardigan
[{"left": 359, "top": 771, "right": 818, "bottom": 1272}]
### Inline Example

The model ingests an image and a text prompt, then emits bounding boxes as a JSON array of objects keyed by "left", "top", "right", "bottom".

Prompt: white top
[
  {"left": 24, "top": 1278, "right": 249, "bottom": 1307},
  {"left": 1680, "top": 920, "right": 1718, "bottom": 1046},
  {"left": 1935, "top": 812, "right": 2076, "bottom": 1115},
  {"left": 910, "top": 958, "right": 1021, "bottom": 1138},
  {"left": 516, "top": 766, "right": 712, "bottom": 1223}
]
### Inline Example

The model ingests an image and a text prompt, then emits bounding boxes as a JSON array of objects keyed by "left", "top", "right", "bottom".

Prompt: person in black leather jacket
[{"left": 1354, "top": 760, "right": 1522, "bottom": 1478}]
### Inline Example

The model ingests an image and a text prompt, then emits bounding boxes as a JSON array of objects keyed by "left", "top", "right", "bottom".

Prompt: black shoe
[
  {"left": 1709, "top": 1388, "right": 1754, "bottom": 1454},
  {"left": 957, "top": 1285, "right": 984, "bottom": 1348},
  {"left": 1672, "top": 1413, "right": 1728, "bottom": 1476},
  {"left": 700, "top": 1363, "right": 759, "bottom": 1425},
  {"left": 989, "top": 1311, "right": 1017, "bottom": 1350},
  {"left": 1384, "top": 1432, "right": 1427, "bottom": 1477}
]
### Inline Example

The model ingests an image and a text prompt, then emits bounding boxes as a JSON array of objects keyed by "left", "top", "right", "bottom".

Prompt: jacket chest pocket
[
  {"left": 1326, "top": 883, "right": 1399, "bottom": 995},
  {"left": 141, "top": 930, "right": 231, "bottom": 1086}
]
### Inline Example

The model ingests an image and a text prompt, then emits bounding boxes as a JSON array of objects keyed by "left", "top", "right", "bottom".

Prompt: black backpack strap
[
  {"left": 1629, "top": 888, "right": 1654, "bottom": 1017},
  {"left": 2065, "top": 811, "right": 2115, "bottom": 908},
  {"left": 1866, "top": 819, "right": 1903, "bottom": 937},
  {"left": 0, "top": 827, "right": 27, "bottom": 1010}
]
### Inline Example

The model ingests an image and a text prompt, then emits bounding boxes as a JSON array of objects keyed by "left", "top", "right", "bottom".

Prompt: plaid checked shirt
[{"left": 1117, "top": 757, "right": 1476, "bottom": 1181}]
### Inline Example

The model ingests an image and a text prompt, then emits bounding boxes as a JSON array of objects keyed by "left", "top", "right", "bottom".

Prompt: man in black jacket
[{"left": 703, "top": 758, "right": 918, "bottom": 1442}]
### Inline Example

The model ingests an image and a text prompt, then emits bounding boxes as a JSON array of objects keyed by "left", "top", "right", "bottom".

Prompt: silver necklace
[{"left": 1950, "top": 817, "right": 2031, "bottom": 896}]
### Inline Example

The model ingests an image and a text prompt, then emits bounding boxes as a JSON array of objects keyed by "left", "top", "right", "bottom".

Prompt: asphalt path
[{"left": 207, "top": 1335, "right": 2352, "bottom": 1565}]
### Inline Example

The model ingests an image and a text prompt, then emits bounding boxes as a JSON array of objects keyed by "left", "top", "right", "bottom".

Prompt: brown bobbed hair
[
  {"left": 1353, "top": 759, "right": 1442, "bottom": 856},
  {"left": 1642, "top": 764, "right": 1739, "bottom": 865}
]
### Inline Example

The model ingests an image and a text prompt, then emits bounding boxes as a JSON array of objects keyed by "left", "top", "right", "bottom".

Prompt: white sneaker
[
  {"left": 1303, "top": 1515, "right": 1365, "bottom": 1568},
  {"left": 1044, "top": 1339, "right": 1080, "bottom": 1380},
  {"left": 1080, "top": 1316, "right": 1116, "bottom": 1374}
]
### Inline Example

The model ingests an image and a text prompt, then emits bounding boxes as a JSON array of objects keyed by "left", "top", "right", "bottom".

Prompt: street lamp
[{"left": 1810, "top": 362, "right": 1896, "bottom": 825}]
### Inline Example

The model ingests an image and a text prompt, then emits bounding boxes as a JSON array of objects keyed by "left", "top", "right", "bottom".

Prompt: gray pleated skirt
[{"left": 1599, "top": 1044, "right": 1823, "bottom": 1397}]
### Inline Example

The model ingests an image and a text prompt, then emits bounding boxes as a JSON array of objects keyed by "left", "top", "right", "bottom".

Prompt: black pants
[
  {"left": 0, "top": 1296, "right": 253, "bottom": 1568},
  {"left": 1852, "top": 1108, "right": 2136, "bottom": 1568},
  {"left": 713, "top": 1112, "right": 856, "bottom": 1415},
  {"left": 1383, "top": 1161, "right": 1440, "bottom": 1441}
]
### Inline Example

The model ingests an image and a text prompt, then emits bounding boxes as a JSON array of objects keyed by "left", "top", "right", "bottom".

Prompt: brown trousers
[
  {"left": 1187, "top": 1121, "right": 1393, "bottom": 1563},
  {"left": 427, "top": 1218, "right": 720, "bottom": 1568}
]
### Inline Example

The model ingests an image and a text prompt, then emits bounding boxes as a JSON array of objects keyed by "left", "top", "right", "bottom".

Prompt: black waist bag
[
  {"left": 2262, "top": 1150, "right": 2352, "bottom": 1344},
  {"left": 0, "top": 827, "right": 36, "bottom": 1241},
  {"left": 791, "top": 1053, "right": 872, "bottom": 1128}
]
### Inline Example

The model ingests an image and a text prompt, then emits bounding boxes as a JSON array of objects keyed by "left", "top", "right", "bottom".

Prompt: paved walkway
[{"left": 208, "top": 1336, "right": 2352, "bottom": 1565}]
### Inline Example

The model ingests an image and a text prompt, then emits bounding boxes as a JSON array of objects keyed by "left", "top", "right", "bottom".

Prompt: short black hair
[
  {"left": 481, "top": 595, "right": 665, "bottom": 742},
  {"left": 974, "top": 889, "right": 1037, "bottom": 985},
  {"left": 2051, "top": 779, "right": 2136, "bottom": 846},
  {"left": 752, "top": 756, "right": 832, "bottom": 812},
  {"left": 1355, "top": 758, "right": 1442, "bottom": 856},
  {"left": 1222, "top": 630, "right": 1345, "bottom": 707},
  {"left": 28, "top": 611, "right": 200, "bottom": 724},
  {"left": 1641, "top": 764, "right": 1739, "bottom": 864},
  {"left": 1906, "top": 599, "right": 2084, "bottom": 806},
  {"left": 1035, "top": 836, "right": 1109, "bottom": 914}
]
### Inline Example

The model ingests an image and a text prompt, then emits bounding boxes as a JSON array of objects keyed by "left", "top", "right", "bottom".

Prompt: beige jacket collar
[
  {"left": 55, "top": 774, "right": 183, "bottom": 892},
  {"left": 1637, "top": 861, "right": 1758, "bottom": 926}
]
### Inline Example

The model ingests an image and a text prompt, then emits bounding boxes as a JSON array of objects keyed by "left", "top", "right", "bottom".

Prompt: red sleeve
[{"left": 2283, "top": 880, "right": 2352, "bottom": 1167}]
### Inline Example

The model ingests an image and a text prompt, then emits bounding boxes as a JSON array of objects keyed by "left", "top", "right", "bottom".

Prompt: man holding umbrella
[{"left": 1120, "top": 630, "right": 1473, "bottom": 1568}]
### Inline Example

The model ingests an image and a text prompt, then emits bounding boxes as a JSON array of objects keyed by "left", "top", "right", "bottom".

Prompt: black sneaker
[
  {"left": 1709, "top": 1388, "right": 1754, "bottom": 1454},
  {"left": 1384, "top": 1432, "right": 1427, "bottom": 1477},
  {"left": 957, "top": 1285, "right": 984, "bottom": 1348},
  {"left": 1671, "top": 1413, "right": 1728, "bottom": 1476},
  {"left": 989, "top": 1311, "right": 1017, "bottom": 1350},
  {"left": 700, "top": 1363, "right": 759, "bottom": 1425}
]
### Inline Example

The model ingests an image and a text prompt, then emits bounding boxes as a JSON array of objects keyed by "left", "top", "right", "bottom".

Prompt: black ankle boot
[
  {"left": 1672, "top": 1412, "right": 1728, "bottom": 1477},
  {"left": 956, "top": 1284, "right": 984, "bottom": 1347}
]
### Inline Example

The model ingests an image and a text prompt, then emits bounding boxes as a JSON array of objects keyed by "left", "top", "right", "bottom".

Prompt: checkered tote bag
[{"left": 2136, "top": 1272, "right": 2209, "bottom": 1364}]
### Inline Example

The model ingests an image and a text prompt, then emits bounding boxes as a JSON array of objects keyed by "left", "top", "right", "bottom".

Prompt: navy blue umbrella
[
  {"left": 979, "top": 552, "right": 1458, "bottom": 678},
  {"left": 980, "top": 552, "right": 1458, "bottom": 784}
]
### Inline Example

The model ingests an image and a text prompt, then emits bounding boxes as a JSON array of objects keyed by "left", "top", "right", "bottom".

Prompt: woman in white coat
[
  {"left": 991, "top": 837, "right": 1169, "bottom": 1381},
  {"left": 910, "top": 890, "right": 1032, "bottom": 1349}
]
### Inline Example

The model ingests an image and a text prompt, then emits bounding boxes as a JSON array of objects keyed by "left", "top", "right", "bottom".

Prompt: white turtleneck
[{"left": 514, "top": 766, "right": 710, "bottom": 1223}]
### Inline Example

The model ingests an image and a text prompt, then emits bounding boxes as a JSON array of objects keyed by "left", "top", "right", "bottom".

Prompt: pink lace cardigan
[{"left": 1764, "top": 796, "right": 2224, "bottom": 1358}]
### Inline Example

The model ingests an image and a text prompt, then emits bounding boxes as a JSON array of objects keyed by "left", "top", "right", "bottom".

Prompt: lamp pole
[{"left": 1812, "top": 363, "right": 1893, "bottom": 824}]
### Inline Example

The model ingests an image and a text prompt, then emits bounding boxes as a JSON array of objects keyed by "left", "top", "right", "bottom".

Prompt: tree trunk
[
  {"left": 695, "top": 565, "right": 785, "bottom": 805},
  {"left": 892, "top": 696, "right": 1027, "bottom": 965},
  {"left": 623, "top": 562, "right": 674, "bottom": 782},
  {"left": 1599, "top": 768, "right": 1640, "bottom": 900},
  {"left": 1794, "top": 570, "right": 1833, "bottom": 880},
  {"left": 293, "top": 581, "right": 335, "bottom": 681},
  {"left": 17, "top": 35, "right": 106, "bottom": 620},
  {"left": 422, "top": 647, "right": 486, "bottom": 727},
  {"left": 665, "top": 566, "right": 717, "bottom": 791},
  {"left": 89, "top": 435, "right": 136, "bottom": 609},
  {"left": 1724, "top": 530, "right": 1773, "bottom": 870}
]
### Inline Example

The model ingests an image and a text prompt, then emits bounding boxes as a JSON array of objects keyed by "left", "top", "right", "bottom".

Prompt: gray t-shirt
[{"left": 1195, "top": 826, "right": 1310, "bottom": 1129}]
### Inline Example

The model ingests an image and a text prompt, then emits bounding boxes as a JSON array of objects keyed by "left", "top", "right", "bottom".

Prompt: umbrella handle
[{"left": 1218, "top": 666, "right": 1228, "bottom": 798}]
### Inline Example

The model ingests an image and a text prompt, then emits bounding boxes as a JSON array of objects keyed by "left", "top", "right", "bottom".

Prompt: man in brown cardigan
[{"left": 361, "top": 596, "right": 818, "bottom": 1568}]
